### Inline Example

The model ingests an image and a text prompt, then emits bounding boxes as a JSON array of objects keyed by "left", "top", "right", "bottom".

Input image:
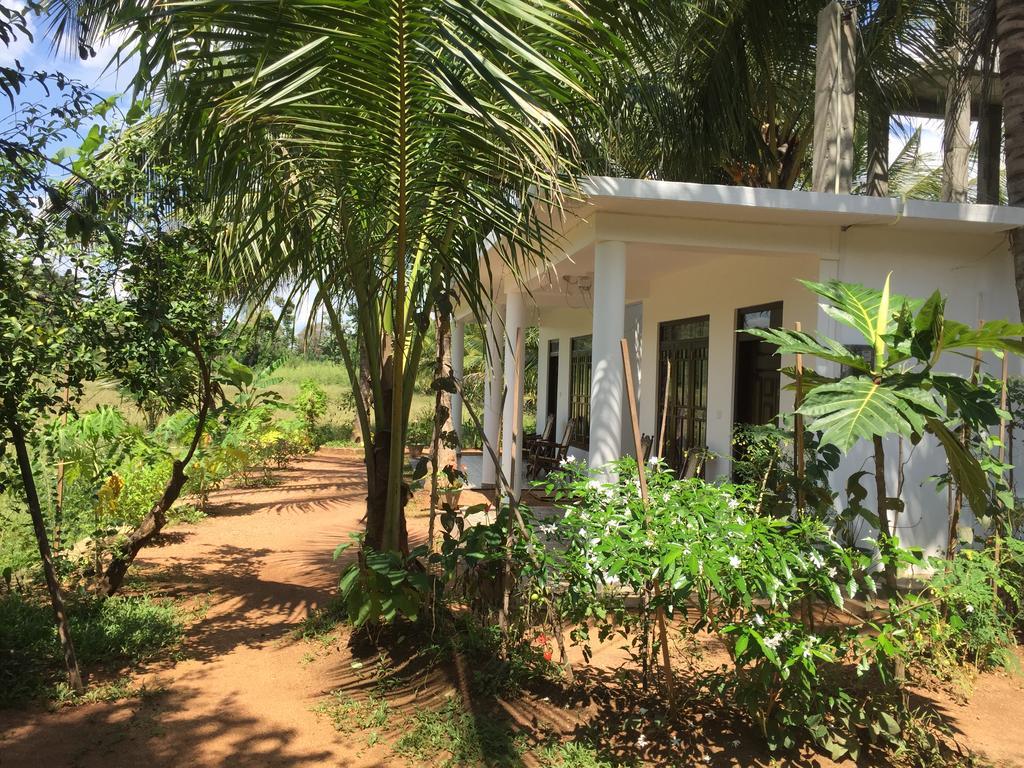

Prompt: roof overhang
[{"left": 577, "top": 176, "right": 1024, "bottom": 235}]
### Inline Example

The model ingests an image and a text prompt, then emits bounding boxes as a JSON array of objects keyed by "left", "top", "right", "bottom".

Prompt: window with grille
[{"left": 569, "top": 335, "right": 592, "bottom": 449}]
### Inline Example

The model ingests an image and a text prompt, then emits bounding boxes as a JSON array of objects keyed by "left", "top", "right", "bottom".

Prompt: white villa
[
  {"left": 450, "top": 177, "right": 1024, "bottom": 556},
  {"left": 448, "top": 0, "right": 1024, "bottom": 557}
]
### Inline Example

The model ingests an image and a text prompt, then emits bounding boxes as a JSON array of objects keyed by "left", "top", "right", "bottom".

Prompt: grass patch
[
  {"left": 0, "top": 593, "right": 184, "bottom": 707},
  {"left": 394, "top": 696, "right": 526, "bottom": 767},
  {"left": 314, "top": 690, "right": 392, "bottom": 735},
  {"left": 293, "top": 595, "right": 349, "bottom": 641}
]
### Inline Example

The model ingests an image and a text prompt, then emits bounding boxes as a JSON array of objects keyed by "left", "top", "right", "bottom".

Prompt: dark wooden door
[
  {"left": 734, "top": 302, "right": 783, "bottom": 428},
  {"left": 656, "top": 316, "right": 709, "bottom": 473},
  {"left": 546, "top": 339, "right": 559, "bottom": 422}
]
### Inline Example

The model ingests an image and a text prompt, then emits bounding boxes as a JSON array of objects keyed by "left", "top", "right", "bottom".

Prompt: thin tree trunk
[
  {"left": 428, "top": 311, "right": 455, "bottom": 553},
  {"left": 873, "top": 436, "right": 898, "bottom": 594},
  {"left": 997, "top": 0, "right": 1024, "bottom": 318},
  {"left": 11, "top": 422, "right": 83, "bottom": 692},
  {"left": 103, "top": 343, "right": 212, "bottom": 595}
]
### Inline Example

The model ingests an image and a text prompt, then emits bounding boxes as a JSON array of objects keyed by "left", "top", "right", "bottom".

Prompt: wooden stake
[
  {"left": 794, "top": 322, "right": 806, "bottom": 515},
  {"left": 995, "top": 353, "right": 1009, "bottom": 596},
  {"left": 620, "top": 338, "right": 677, "bottom": 713},
  {"left": 657, "top": 360, "right": 671, "bottom": 460}
]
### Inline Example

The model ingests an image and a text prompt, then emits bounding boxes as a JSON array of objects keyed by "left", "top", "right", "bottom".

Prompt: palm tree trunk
[
  {"left": 11, "top": 422, "right": 83, "bottom": 692},
  {"left": 427, "top": 311, "right": 455, "bottom": 553},
  {"left": 997, "top": 0, "right": 1024, "bottom": 317}
]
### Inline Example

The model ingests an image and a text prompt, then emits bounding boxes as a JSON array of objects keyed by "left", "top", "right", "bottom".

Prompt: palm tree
[
  {"left": 580, "top": 0, "right": 951, "bottom": 190},
  {"left": 995, "top": 0, "right": 1024, "bottom": 317},
  {"left": 49, "top": 0, "right": 622, "bottom": 553}
]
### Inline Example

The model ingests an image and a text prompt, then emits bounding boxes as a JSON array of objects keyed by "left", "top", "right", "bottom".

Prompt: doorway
[
  {"left": 656, "top": 316, "right": 709, "bottom": 473},
  {"left": 733, "top": 302, "right": 783, "bottom": 428}
]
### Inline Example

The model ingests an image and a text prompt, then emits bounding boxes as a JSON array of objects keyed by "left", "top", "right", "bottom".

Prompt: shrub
[
  {"left": 295, "top": 379, "right": 329, "bottom": 442},
  {"left": 0, "top": 593, "right": 183, "bottom": 706}
]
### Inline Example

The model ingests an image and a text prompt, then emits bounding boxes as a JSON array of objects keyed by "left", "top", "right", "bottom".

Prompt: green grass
[
  {"left": 394, "top": 696, "right": 526, "bottom": 767},
  {"left": 0, "top": 593, "right": 185, "bottom": 707}
]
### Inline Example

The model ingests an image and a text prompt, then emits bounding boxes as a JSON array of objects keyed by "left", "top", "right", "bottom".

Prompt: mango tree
[{"left": 750, "top": 277, "right": 1024, "bottom": 591}]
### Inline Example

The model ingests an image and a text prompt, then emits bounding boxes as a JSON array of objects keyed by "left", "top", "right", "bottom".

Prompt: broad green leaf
[
  {"left": 745, "top": 328, "right": 871, "bottom": 372},
  {"left": 926, "top": 417, "right": 989, "bottom": 519},
  {"left": 874, "top": 272, "right": 891, "bottom": 364},
  {"left": 799, "top": 377, "right": 941, "bottom": 451}
]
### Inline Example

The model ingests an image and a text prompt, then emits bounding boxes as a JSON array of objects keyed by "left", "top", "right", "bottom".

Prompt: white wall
[
  {"left": 831, "top": 227, "right": 1019, "bottom": 557},
  {"left": 636, "top": 251, "right": 820, "bottom": 478}
]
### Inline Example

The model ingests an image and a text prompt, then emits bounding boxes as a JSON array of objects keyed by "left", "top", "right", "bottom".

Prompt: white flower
[
  {"left": 729, "top": 555, "right": 742, "bottom": 569},
  {"left": 827, "top": 567, "right": 838, "bottom": 579},
  {"left": 966, "top": 603, "right": 975, "bottom": 614},
  {"left": 648, "top": 455, "right": 658, "bottom": 465},
  {"left": 751, "top": 613, "right": 765, "bottom": 627},
  {"left": 809, "top": 551, "right": 825, "bottom": 569},
  {"left": 635, "top": 734, "right": 649, "bottom": 748},
  {"left": 538, "top": 523, "right": 558, "bottom": 535},
  {"left": 589, "top": 537, "right": 601, "bottom": 547},
  {"left": 727, "top": 497, "right": 741, "bottom": 510},
  {"left": 578, "top": 528, "right": 588, "bottom": 538},
  {"left": 764, "top": 633, "right": 783, "bottom": 651},
  {"left": 662, "top": 493, "right": 672, "bottom": 503}
]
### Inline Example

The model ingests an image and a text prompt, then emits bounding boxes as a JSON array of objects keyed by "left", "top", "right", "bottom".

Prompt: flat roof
[{"left": 579, "top": 176, "right": 1024, "bottom": 234}]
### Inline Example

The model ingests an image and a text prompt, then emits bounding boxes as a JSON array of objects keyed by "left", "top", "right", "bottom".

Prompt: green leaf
[
  {"left": 800, "top": 378, "right": 941, "bottom": 451},
  {"left": 926, "top": 417, "right": 989, "bottom": 520}
]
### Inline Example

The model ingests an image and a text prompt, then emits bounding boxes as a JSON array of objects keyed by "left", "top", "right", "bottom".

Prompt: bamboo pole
[
  {"left": 995, "top": 354, "right": 1009, "bottom": 595},
  {"left": 620, "top": 338, "right": 677, "bottom": 712},
  {"left": 794, "top": 322, "right": 806, "bottom": 516},
  {"left": 657, "top": 360, "right": 671, "bottom": 460}
]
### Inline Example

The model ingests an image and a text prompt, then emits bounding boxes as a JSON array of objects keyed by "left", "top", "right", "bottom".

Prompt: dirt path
[
  {"left": 1, "top": 447, "right": 1023, "bottom": 768},
  {"left": 0, "top": 448, "right": 381, "bottom": 768}
]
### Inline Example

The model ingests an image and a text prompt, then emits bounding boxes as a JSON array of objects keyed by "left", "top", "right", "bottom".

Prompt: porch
[{"left": 451, "top": 177, "right": 1024, "bottom": 553}]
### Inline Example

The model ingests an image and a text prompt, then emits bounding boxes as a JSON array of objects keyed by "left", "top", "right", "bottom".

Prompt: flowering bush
[{"left": 543, "top": 458, "right": 915, "bottom": 760}]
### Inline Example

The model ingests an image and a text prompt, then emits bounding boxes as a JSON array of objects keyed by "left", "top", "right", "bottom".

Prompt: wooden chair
[
  {"left": 679, "top": 449, "right": 709, "bottom": 480},
  {"left": 528, "top": 417, "right": 576, "bottom": 479},
  {"left": 523, "top": 414, "right": 555, "bottom": 455},
  {"left": 639, "top": 433, "right": 653, "bottom": 463}
]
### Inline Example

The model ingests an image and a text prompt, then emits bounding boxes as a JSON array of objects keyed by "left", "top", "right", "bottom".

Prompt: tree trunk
[
  {"left": 100, "top": 459, "right": 189, "bottom": 596},
  {"left": 997, "top": 0, "right": 1024, "bottom": 318},
  {"left": 428, "top": 312, "right": 456, "bottom": 552},
  {"left": 103, "top": 349, "right": 212, "bottom": 596},
  {"left": 11, "top": 423, "right": 83, "bottom": 692},
  {"left": 873, "top": 435, "right": 899, "bottom": 594}
]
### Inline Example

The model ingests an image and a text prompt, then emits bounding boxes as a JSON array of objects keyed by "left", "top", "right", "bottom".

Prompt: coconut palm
[
  {"left": 46, "top": 0, "right": 626, "bottom": 553},
  {"left": 579, "top": 0, "right": 953, "bottom": 189},
  {"left": 994, "top": 0, "right": 1024, "bottom": 316}
]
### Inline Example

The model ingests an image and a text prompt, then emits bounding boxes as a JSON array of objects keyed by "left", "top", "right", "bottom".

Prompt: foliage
[
  {"left": 901, "top": 541, "right": 1024, "bottom": 676},
  {"left": 0, "top": 593, "right": 183, "bottom": 706},
  {"left": 750, "top": 277, "right": 1024, "bottom": 519},
  {"left": 544, "top": 459, "right": 937, "bottom": 761},
  {"left": 337, "top": 537, "right": 434, "bottom": 628},
  {"left": 406, "top": 407, "right": 435, "bottom": 447},
  {"left": 295, "top": 380, "right": 329, "bottom": 443}
]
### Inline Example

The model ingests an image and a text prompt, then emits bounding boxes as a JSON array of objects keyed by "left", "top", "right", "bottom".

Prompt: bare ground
[{"left": 0, "top": 448, "right": 1022, "bottom": 768}]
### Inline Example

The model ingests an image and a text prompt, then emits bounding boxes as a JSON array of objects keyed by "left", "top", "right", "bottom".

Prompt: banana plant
[{"left": 749, "top": 276, "right": 1024, "bottom": 589}]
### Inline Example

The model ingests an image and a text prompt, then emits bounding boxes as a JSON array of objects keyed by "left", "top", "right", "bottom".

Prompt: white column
[
  {"left": 501, "top": 291, "right": 526, "bottom": 498},
  {"left": 481, "top": 307, "right": 502, "bottom": 489},
  {"left": 450, "top": 317, "right": 465, "bottom": 448},
  {"left": 812, "top": 0, "right": 856, "bottom": 194},
  {"left": 588, "top": 241, "right": 627, "bottom": 473}
]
